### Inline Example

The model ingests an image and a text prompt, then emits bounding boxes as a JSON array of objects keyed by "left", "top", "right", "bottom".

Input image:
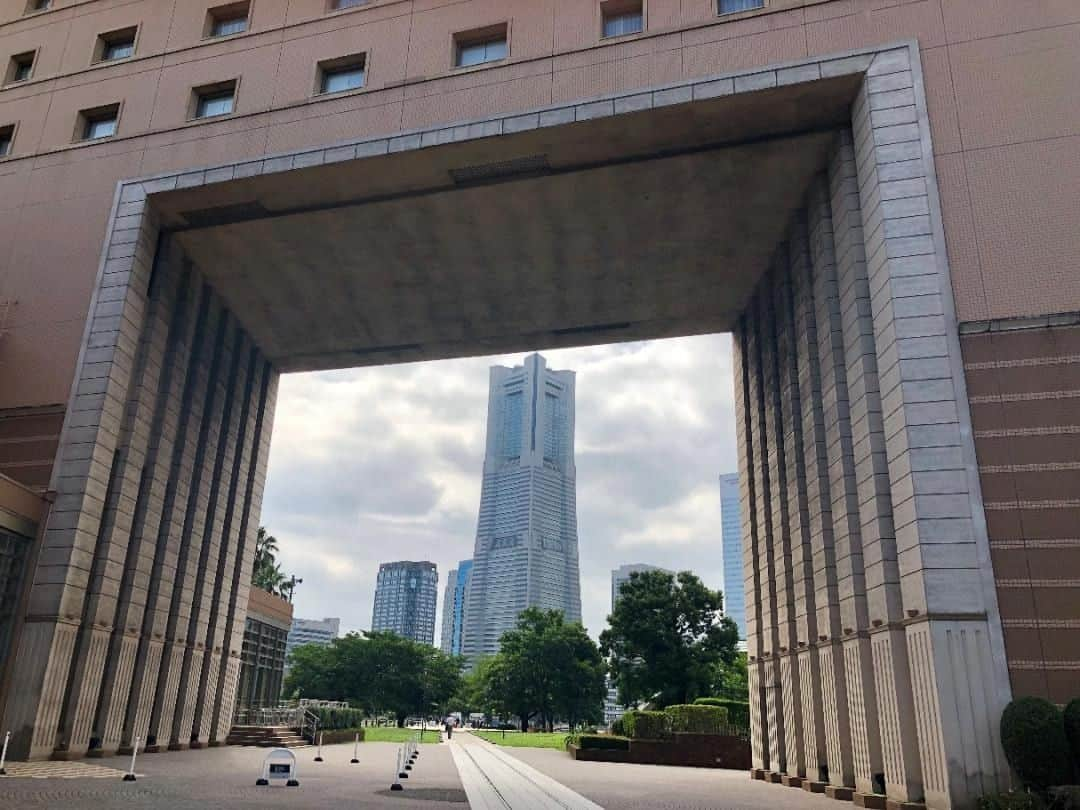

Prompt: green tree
[
  {"left": 600, "top": 570, "right": 739, "bottom": 708},
  {"left": 484, "top": 608, "right": 605, "bottom": 732},
  {"left": 251, "top": 526, "right": 288, "bottom": 596},
  {"left": 712, "top": 651, "right": 749, "bottom": 701},
  {"left": 283, "top": 641, "right": 340, "bottom": 701}
]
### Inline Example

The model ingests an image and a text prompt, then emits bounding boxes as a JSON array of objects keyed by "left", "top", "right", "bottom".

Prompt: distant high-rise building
[
  {"left": 462, "top": 354, "right": 582, "bottom": 660},
  {"left": 285, "top": 616, "right": 340, "bottom": 664},
  {"left": 718, "top": 473, "right": 745, "bottom": 639},
  {"left": 439, "top": 560, "right": 473, "bottom": 656},
  {"left": 371, "top": 561, "right": 438, "bottom": 645},
  {"left": 610, "top": 563, "right": 673, "bottom": 611}
]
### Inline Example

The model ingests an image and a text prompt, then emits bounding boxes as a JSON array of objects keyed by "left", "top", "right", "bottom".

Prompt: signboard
[{"left": 257, "top": 748, "right": 299, "bottom": 787}]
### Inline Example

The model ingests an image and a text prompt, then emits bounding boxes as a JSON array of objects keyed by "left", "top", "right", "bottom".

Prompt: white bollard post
[
  {"left": 350, "top": 732, "right": 359, "bottom": 764},
  {"left": 391, "top": 748, "right": 403, "bottom": 791},
  {"left": 398, "top": 745, "right": 409, "bottom": 779},
  {"left": 123, "top": 737, "right": 139, "bottom": 782},
  {"left": 314, "top": 732, "right": 324, "bottom": 762},
  {"left": 0, "top": 730, "right": 10, "bottom": 776}
]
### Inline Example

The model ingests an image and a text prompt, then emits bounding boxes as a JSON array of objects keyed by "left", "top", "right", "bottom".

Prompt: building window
[
  {"left": 718, "top": 0, "right": 764, "bottom": 13},
  {"left": 192, "top": 80, "right": 237, "bottom": 119},
  {"left": 206, "top": 2, "right": 250, "bottom": 38},
  {"left": 95, "top": 27, "right": 137, "bottom": 63},
  {"left": 0, "top": 125, "right": 13, "bottom": 157},
  {"left": 78, "top": 104, "right": 120, "bottom": 141},
  {"left": 329, "top": 0, "right": 370, "bottom": 10},
  {"left": 6, "top": 52, "right": 36, "bottom": 85},
  {"left": 454, "top": 24, "right": 508, "bottom": 68},
  {"left": 25, "top": 0, "right": 50, "bottom": 14},
  {"left": 317, "top": 54, "right": 366, "bottom": 95},
  {"left": 601, "top": 0, "right": 643, "bottom": 38}
]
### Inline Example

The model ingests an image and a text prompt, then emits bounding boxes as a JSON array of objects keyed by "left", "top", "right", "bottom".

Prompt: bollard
[
  {"left": 314, "top": 732, "right": 324, "bottom": 762},
  {"left": 350, "top": 732, "right": 359, "bottom": 764},
  {"left": 390, "top": 748, "right": 403, "bottom": 792},
  {"left": 122, "top": 737, "right": 139, "bottom": 782},
  {"left": 0, "top": 730, "right": 10, "bottom": 776},
  {"left": 398, "top": 745, "right": 409, "bottom": 779}
]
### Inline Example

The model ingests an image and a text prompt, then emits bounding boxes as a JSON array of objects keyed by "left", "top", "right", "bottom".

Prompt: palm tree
[
  {"left": 252, "top": 526, "right": 285, "bottom": 594},
  {"left": 254, "top": 526, "right": 278, "bottom": 572}
]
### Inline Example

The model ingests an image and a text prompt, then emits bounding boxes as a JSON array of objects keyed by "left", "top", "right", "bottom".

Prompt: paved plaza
[{"left": 0, "top": 734, "right": 841, "bottom": 809}]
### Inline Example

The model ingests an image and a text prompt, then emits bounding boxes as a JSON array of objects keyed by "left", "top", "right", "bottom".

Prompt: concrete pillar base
[
  {"left": 750, "top": 769, "right": 767, "bottom": 780},
  {"left": 188, "top": 742, "right": 206, "bottom": 749},
  {"left": 853, "top": 793, "right": 886, "bottom": 809},
  {"left": 207, "top": 741, "right": 223, "bottom": 748},
  {"left": 826, "top": 786, "right": 855, "bottom": 801},
  {"left": 141, "top": 745, "right": 163, "bottom": 754},
  {"left": 85, "top": 750, "right": 105, "bottom": 758},
  {"left": 782, "top": 775, "right": 804, "bottom": 788},
  {"left": 885, "top": 802, "right": 925, "bottom": 810},
  {"left": 767, "top": 772, "right": 784, "bottom": 783},
  {"left": 167, "top": 743, "right": 189, "bottom": 751},
  {"left": 49, "top": 749, "right": 88, "bottom": 761},
  {"left": 803, "top": 781, "right": 827, "bottom": 793}
]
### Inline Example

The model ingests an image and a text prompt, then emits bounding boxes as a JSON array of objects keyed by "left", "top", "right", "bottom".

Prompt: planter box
[{"left": 570, "top": 733, "right": 751, "bottom": 769}]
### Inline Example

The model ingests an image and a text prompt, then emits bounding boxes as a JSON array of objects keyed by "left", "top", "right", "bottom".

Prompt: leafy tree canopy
[
  {"left": 481, "top": 608, "right": 606, "bottom": 731},
  {"left": 600, "top": 569, "right": 739, "bottom": 708},
  {"left": 283, "top": 631, "right": 463, "bottom": 726}
]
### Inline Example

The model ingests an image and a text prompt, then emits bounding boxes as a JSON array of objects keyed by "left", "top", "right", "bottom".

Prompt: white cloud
[{"left": 263, "top": 334, "right": 738, "bottom": 639}]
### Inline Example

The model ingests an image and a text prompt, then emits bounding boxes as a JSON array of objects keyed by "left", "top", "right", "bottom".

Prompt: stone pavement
[
  {"left": 498, "top": 744, "right": 840, "bottom": 810},
  {"left": 0, "top": 734, "right": 845, "bottom": 809},
  {"left": 450, "top": 731, "right": 601, "bottom": 809},
  {"left": 0, "top": 741, "right": 467, "bottom": 808}
]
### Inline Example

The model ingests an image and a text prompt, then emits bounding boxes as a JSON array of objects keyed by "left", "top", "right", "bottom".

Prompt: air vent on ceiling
[
  {"left": 180, "top": 200, "right": 269, "bottom": 229},
  {"left": 449, "top": 154, "right": 550, "bottom": 186}
]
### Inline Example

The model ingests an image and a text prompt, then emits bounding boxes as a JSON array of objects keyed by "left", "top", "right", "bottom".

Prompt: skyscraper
[
  {"left": 718, "top": 473, "right": 745, "bottom": 639},
  {"left": 462, "top": 354, "right": 582, "bottom": 660},
  {"left": 610, "top": 564, "right": 673, "bottom": 612},
  {"left": 439, "top": 560, "right": 472, "bottom": 656},
  {"left": 371, "top": 561, "right": 438, "bottom": 645},
  {"left": 285, "top": 617, "right": 340, "bottom": 663}
]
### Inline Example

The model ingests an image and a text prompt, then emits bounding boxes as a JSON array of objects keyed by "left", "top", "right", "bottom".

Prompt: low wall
[{"left": 571, "top": 733, "right": 751, "bottom": 769}]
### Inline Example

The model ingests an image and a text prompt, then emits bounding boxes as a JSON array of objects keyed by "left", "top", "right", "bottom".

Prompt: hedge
[
  {"left": 622, "top": 710, "right": 671, "bottom": 739},
  {"left": 693, "top": 698, "right": 750, "bottom": 729},
  {"left": 610, "top": 716, "right": 625, "bottom": 737},
  {"left": 666, "top": 704, "right": 729, "bottom": 734},
  {"left": 311, "top": 706, "right": 366, "bottom": 731},
  {"left": 570, "top": 734, "right": 631, "bottom": 751},
  {"left": 1000, "top": 697, "right": 1074, "bottom": 791},
  {"left": 1066, "top": 698, "right": 1080, "bottom": 771}
]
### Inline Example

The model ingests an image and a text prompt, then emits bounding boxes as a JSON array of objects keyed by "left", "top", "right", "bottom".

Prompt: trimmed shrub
[
  {"left": 694, "top": 698, "right": 751, "bottom": 729},
  {"left": 666, "top": 704, "right": 729, "bottom": 734},
  {"left": 610, "top": 717, "right": 625, "bottom": 737},
  {"left": 622, "top": 710, "right": 671, "bottom": 739},
  {"left": 312, "top": 706, "right": 366, "bottom": 731},
  {"left": 576, "top": 734, "right": 630, "bottom": 751},
  {"left": 1066, "top": 699, "right": 1080, "bottom": 772},
  {"left": 1000, "top": 697, "right": 1073, "bottom": 791}
]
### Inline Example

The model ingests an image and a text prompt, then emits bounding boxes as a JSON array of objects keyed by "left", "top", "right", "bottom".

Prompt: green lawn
[
  {"left": 362, "top": 726, "right": 441, "bottom": 744},
  {"left": 472, "top": 730, "right": 568, "bottom": 749}
]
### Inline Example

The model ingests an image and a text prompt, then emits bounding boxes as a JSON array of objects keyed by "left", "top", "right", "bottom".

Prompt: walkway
[{"left": 450, "top": 732, "right": 603, "bottom": 810}]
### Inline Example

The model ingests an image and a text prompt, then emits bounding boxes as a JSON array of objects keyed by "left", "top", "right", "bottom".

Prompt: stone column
[
  {"left": 762, "top": 254, "right": 805, "bottom": 780},
  {"left": 93, "top": 243, "right": 202, "bottom": 756},
  {"left": 147, "top": 298, "right": 230, "bottom": 751},
  {"left": 209, "top": 361, "right": 276, "bottom": 743},
  {"left": 0, "top": 190, "right": 160, "bottom": 760},
  {"left": 173, "top": 319, "right": 245, "bottom": 748},
  {"left": 776, "top": 224, "right": 828, "bottom": 784},
  {"left": 734, "top": 326, "right": 770, "bottom": 773},
  {"left": 793, "top": 188, "right": 852, "bottom": 789},
  {"left": 852, "top": 45, "right": 1012, "bottom": 808},
  {"left": 829, "top": 128, "right": 923, "bottom": 801}
]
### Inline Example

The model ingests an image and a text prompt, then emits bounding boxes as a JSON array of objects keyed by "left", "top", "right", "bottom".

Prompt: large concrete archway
[{"left": 3, "top": 43, "right": 1012, "bottom": 809}]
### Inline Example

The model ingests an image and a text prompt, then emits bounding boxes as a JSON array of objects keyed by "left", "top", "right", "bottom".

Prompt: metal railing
[{"left": 232, "top": 705, "right": 306, "bottom": 729}]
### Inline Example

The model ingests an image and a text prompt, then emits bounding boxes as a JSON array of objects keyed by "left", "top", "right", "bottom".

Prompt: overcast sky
[{"left": 263, "top": 334, "right": 738, "bottom": 642}]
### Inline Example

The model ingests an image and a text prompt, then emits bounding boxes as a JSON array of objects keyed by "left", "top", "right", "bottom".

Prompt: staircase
[{"left": 226, "top": 724, "right": 309, "bottom": 748}]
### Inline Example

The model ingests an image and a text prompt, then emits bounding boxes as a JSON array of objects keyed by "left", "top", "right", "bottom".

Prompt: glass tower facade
[
  {"left": 462, "top": 354, "right": 582, "bottom": 660},
  {"left": 718, "top": 472, "right": 745, "bottom": 639},
  {"left": 371, "top": 561, "right": 438, "bottom": 645},
  {"left": 439, "top": 560, "right": 472, "bottom": 656}
]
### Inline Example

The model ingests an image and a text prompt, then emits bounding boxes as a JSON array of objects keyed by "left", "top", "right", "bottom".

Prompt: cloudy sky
[{"left": 263, "top": 334, "right": 738, "bottom": 642}]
